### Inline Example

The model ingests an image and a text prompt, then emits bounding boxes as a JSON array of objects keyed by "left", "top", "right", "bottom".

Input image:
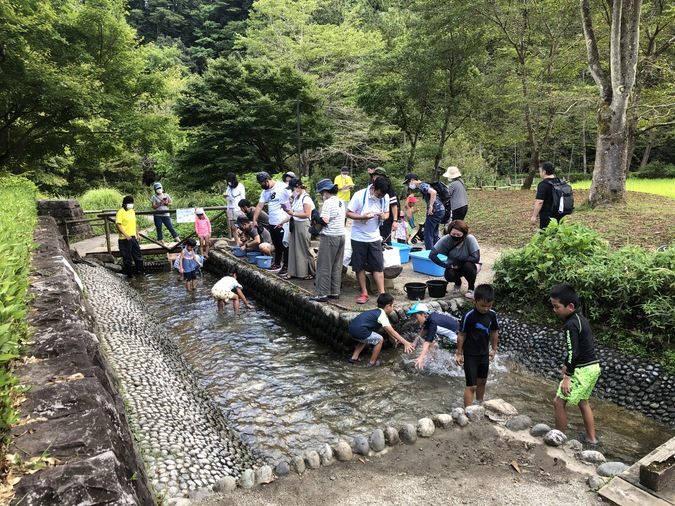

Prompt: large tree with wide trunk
[{"left": 581, "top": 0, "right": 643, "bottom": 205}]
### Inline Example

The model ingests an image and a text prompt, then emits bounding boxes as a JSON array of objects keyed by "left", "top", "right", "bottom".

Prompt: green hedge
[
  {"left": 0, "top": 176, "right": 37, "bottom": 445},
  {"left": 494, "top": 220, "right": 675, "bottom": 366},
  {"left": 629, "top": 161, "right": 675, "bottom": 179}
]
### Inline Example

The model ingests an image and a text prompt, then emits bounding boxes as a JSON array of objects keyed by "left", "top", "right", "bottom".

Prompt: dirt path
[{"left": 197, "top": 423, "right": 600, "bottom": 506}]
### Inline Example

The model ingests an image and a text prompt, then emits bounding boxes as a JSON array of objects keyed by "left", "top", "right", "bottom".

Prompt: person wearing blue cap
[
  {"left": 310, "top": 179, "right": 346, "bottom": 302},
  {"left": 150, "top": 182, "right": 180, "bottom": 245},
  {"left": 406, "top": 303, "right": 459, "bottom": 369}
]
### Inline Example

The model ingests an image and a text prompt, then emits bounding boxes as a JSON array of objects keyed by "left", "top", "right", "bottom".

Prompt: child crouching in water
[
  {"left": 406, "top": 303, "right": 459, "bottom": 370},
  {"left": 455, "top": 284, "right": 499, "bottom": 407},
  {"left": 211, "top": 271, "right": 254, "bottom": 314},
  {"left": 348, "top": 293, "right": 414, "bottom": 366},
  {"left": 179, "top": 238, "right": 203, "bottom": 291},
  {"left": 550, "top": 284, "right": 601, "bottom": 446}
]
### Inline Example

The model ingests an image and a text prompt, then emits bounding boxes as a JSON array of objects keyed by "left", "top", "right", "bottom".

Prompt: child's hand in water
[
  {"left": 402, "top": 340, "right": 414, "bottom": 353},
  {"left": 414, "top": 355, "right": 425, "bottom": 369}
]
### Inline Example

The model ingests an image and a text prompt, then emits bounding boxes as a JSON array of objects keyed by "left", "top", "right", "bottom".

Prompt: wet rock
[
  {"left": 168, "top": 499, "right": 192, "bottom": 506},
  {"left": 417, "top": 418, "right": 435, "bottom": 437},
  {"left": 319, "top": 444, "right": 333, "bottom": 466},
  {"left": 451, "top": 407, "right": 464, "bottom": 421},
  {"left": 567, "top": 439, "right": 583, "bottom": 451},
  {"left": 291, "top": 455, "right": 306, "bottom": 474},
  {"left": 275, "top": 461, "right": 290, "bottom": 476},
  {"left": 587, "top": 475, "right": 609, "bottom": 490},
  {"left": 465, "top": 405, "right": 485, "bottom": 422},
  {"left": 483, "top": 399, "right": 518, "bottom": 416},
  {"left": 369, "top": 429, "right": 385, "bottom": 452},
  {"left": 456, "top": 414, "right": 469, "bottom": 427},
  {"left": 189, "top": 488, "right": 211, "bottom": 501},
  {"left": 597, "top": 462, "right": 628, "bottom": 477},
  {"left": 255, "top": 465, "right": 274, "bottom": 484},
  {"left": 352, "top": 436, "right": 370, "bottom": 456},
  {"left": 530, "top": 423, "right": 551, "bottom": 437},
  {"left": 239, "top": 468, "right": 255, "bottom": 488},
  {"left": 432, "top": 414, "right": 453, "bottom": 429},
  {"left": 384, "top": 427, "right": 400, "bottom": 446},
  {"left": 505, "top": 415, "right": 532, "bottom": 431},
  {"left": 304, "top": 450, "right": 321, "bottom": 469},
  {"left": 399, "top": 424, "right": 417, "bottom": 444},
  {"left": 580, "top": 450, "right": 606, "bottom": 464},
  {"left": 333, "top": 441, "right": 352, "bottom": 461},
  {"left": 543, "top": 430, "right": 567, "bottom": 447},
  {"left": 213, "top": 476, "right": 237, "bottom": 492}
]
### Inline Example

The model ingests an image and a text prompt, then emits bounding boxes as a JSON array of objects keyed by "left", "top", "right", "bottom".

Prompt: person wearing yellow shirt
[
  {"left": 115, "top": 195, "right": 144, "bottom": 277},
  {"left": 334, "top": 167, "right": 354, "bottom": 203}
]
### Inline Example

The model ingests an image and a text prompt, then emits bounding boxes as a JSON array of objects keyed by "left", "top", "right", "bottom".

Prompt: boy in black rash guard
[
  {"left": 455, "top": 284, "right": 499, "bottom": 407},
  {"left": 550, "top": 284, "right": 601, "bottom": 446}
]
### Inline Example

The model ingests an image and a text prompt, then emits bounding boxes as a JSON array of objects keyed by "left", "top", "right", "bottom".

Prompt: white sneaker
[{"left": 464, "top": 290, "right": 474, "bottom": 299}]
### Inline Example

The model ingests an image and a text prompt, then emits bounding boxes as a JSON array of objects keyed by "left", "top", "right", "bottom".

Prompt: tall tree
[{"left": 581, "top": 0, "right": 643, "bottom": 205}]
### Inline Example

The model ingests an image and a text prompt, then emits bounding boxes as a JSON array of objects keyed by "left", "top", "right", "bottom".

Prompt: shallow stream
[{"left": 136, "top": 272, "right": 672, "bottom": 463}]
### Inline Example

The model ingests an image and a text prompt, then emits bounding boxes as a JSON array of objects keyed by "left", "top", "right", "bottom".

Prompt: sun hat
[
  {"left": 443, "top": 166, "right": 461, "bottom": 179},
  {"left": 316, "top": 178, "right": 337, "bottom": 193},
  {"left": 195, "top": 207, "right": 205, "bottom": 215},
  {"left": 403, "top": 173, "right": 419, "bottom": 185},
  {"left": 256, "top": 171, "right": 271, "bottom": 183},
  {"left": 371, "top": 167, "right": 388, "bottom": 177},
  {"left": 407, "top": 302, "right": 431, "bottom": 315}
]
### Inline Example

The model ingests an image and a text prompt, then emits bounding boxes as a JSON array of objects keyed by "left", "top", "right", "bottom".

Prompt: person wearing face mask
[
  {"left": 429, "top": 220, "right": 481, "bottom": 299},
  {"left": 224, "top": 172, "right": 246, "bottom": 238},
  {"left": 115, "top": 195, "right": 144, "bottom": 278},
  {"left": 282, "top": 178, "right": 316, "bottom": 280},
  {"left": 150, "top": 182, "right": 180, "bottom": 245},
  {"left": 253, "top": 171, "right": 291, "bottom": 273},
  {"left": 403, "top": 173, "right": 445, "bottom": 250}
]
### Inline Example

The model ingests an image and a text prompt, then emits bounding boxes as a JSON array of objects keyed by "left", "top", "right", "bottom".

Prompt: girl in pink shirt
[{"left": 194, "top": 208, "right": 212, "bottom": 257}]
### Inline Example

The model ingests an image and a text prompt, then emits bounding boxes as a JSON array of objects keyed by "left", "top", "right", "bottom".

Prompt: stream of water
[{"left": 135, "top": 272, "right": 672, "bottom": 463}]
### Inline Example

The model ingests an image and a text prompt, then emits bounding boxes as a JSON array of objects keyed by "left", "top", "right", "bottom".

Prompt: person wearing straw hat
[
  {"left": 442, "top": 166, "right": 469, "bottom": 221},
  {"left": 282, "top": 177, "right": 316, "bottom": 280}
]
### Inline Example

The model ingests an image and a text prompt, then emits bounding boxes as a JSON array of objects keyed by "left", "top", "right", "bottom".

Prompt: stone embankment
[
  {"left": 10, "top": 217, "right": 152, "bottom": 505},
  {"left": 77, "top": 265, "right": 265, "bottom": 499}
]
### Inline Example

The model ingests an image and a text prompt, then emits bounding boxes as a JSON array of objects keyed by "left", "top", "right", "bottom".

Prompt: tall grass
[{"left": 572, "top": 178, "right": 675, "bottom": 199}]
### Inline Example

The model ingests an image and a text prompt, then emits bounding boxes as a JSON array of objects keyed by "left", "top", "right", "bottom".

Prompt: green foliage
[
  {"left": 494, "top": 220, "right": 675, "bottom": 364},
  {"left": 0, "top": 176, "right": 37, "bottom": 445},
  {"left": 79, "top": 188, "right": 125, "bottom": 212},
  {"left": 632, "top": 161, "right": 675, "bottom": 179}
]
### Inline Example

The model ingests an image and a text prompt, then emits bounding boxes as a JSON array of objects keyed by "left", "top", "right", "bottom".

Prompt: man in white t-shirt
[
  {"left": 253, "top": 171, "right": 291, "bottom": 273},
  {"left": 224, "top": 172, "right": 246, "bottom": 238},
  {"left": 346, "top": 177, "right": 390, "bottom": 304}
]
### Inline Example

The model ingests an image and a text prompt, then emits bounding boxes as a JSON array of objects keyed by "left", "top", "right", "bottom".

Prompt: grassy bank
[{"left": 572, "top": 178, "right": 675, "bottom": 199}]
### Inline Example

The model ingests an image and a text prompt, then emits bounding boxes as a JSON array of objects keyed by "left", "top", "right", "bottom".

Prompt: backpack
[
  {"left": 429, "top": 182, "right": 453, "bottom": 223},
  {"left": 547, "top": 179, "right": 574, "bottom": 216}
]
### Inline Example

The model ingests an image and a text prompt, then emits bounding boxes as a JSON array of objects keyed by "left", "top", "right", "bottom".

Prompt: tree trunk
[
  {"left": 433, "top": 106, "right": 453, "bottom": 180},
  {"left": 639, "top": 128, "right": 654, "bottom": 169}
]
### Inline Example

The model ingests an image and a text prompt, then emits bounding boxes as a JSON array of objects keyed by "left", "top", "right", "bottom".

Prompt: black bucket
[
  {"left": 404, "top": 282, "right": 427, "bottom": 300},
  {"left": 427, "top": 280, "right": 448, "bottom": 298}
]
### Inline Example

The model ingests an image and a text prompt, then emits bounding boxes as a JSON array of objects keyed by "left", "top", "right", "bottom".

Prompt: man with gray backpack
[{"left": 531, "top": 161, "right": 574, "bottom": 229}]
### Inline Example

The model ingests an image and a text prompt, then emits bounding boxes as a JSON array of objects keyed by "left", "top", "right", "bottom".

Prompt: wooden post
[{"left": 103, "top": 216, "right": 112, "bottom": 255}]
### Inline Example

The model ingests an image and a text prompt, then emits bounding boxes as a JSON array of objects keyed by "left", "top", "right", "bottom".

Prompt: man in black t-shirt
[
  {"left": 368, "top": 167, "right": 399, "bottom": 245},
  {"left": 531, "top": 161, "right": 563, "bottom": 229}
]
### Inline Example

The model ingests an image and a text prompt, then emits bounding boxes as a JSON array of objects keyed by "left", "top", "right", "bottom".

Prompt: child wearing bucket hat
[{"left": 407, "top": 303, "right": 460, "bottom": 369}]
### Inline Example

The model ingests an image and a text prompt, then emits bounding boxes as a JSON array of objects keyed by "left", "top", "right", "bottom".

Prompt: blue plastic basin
[
  {"left": 409, "top": 250, "right": 447, "bottom": 276},
  {"left": 256, "top": 255, "right": 273, "bottom": 269},
  {"left": 391, "top": 242, "right": 412, "bottom": 263}
]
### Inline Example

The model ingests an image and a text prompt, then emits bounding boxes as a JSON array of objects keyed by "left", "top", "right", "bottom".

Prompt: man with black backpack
[{"left": 531, "top": 161, "right": 574, "bottom": 229}]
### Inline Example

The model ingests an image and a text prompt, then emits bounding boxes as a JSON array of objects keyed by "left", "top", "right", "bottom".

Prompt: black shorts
[
  {"left": 183, "top": 270, "right": 198, "bottom": 281},
  {"left": 351, "top": 239, "right": 384, "bottom": 273},
  {"left": 464, "top": 354, "right": 489, "bottom": 387}
]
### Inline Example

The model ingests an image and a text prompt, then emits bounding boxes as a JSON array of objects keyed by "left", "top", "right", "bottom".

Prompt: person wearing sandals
[
  {"left": 348, "top": 293, "right": 414, "bottom": 366},
  {"left": 283, "top": 178, "right": 316, "bottom": 280},
  {"left": 310, "top": 179, "right": 346, "bottom": 303},
  {"left": 429, "top": 220, "right": 480, "bottom": 299},
  {"left": 443, "top": 166, "right": 469, "bottom": 221}
]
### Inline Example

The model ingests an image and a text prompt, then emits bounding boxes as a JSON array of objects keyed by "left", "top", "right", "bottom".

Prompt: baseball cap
[
  {"left": 407, "top": 302, "right": 431, "bottom": 315},
  {"left": 286, "top": 177, "right": 302, "bottom": 190},
  {"left": 403, "top": 173, "right": 419, "bottom": 185}
]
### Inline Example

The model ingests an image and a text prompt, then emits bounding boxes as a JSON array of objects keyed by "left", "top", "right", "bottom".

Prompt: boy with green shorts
[{"left": 550, "top": 284, "right": 601, "bottom": 445}]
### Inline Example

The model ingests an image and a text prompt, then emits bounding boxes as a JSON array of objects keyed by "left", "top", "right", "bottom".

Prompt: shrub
[
  {"left": 631, "top": 161, "right": 675, "bottom": 179},
  {"left": 79, "top": 187, "right": 124, "bottom": 212},
  {"left": 494, "top": 220, "right": 674, "bottom": 361},
  {"left": 0, "top": 176, "right": 37, "bottom": 451}
]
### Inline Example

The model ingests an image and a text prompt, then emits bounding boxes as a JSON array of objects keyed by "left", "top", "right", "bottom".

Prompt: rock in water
[
  {"left": 580, "top": 450, "right": 606, "bottom": 464},
  {"left": 333, "top": 441, "right": 353, "bottom": 461},
  {"left": 369, "top": 429, "right": 385, "bottom": 452},
  {"left": 597, "top": 462, "right": 628, "bottom": 477},
  {"left": 451, "top": 407, "right": 465, "bottom": 421},
  {"left": 213, "top": 476, "right": 237, "bottom": 492},
  {"left": 483, "top": 399, "right": 518, "bottom": 416},
  {"left": 304, "top": 450, "right": 321, "bottom": 469},
  {"left": 543, "top": 429, "right": 567, "bottom": 447},
  {"left": 319, "top": 444, "right": 333, "bottom": 466},
  {"left": 352, "top": 436, "right": 370, "bottom": 456},
  {"left": 465, "top": 405, "right": 485, "bottom": 422},
  {"left": 384, "top": 427, "right": 400, "bottom": 446},
  {"left": 291, "top": 456, "right": 306, "bottom": 474},
  {"left": 456, "top": 414, "right": 469, "bottom": 427},
  {"left": 275, "top": 461, "right": 290, "bottom": 476},
  {"left": 239, "top": 468, "right": 255, "bottom": 488},
  {"left": 530, "top": 423, "right": 551, "bottom": 437},
  {"left": 255, "top": 465, "right": 274, "bottom": 484},
  {"left": 505, "top": 415, "right": 532, "bottom": 431},
  {"left": 432, "top": 414, "right": 453, "bottom": 429},
  {"left": 417, "top": 418, "right": 435, "bottom": 437},
  {"left": 399, "top": 424, "right": 417, "bottom": 444}
]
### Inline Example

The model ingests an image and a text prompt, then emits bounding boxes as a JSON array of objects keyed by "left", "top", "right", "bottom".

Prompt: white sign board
[{"left": 176, "top": 207, "right": 196, "bottom": 223}]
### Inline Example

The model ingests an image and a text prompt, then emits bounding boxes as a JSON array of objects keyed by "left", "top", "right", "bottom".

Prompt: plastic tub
[
  {"left": 246, "top": 251, "right": 260, "bottom": 263},
  {"left": 391, "top": 242, "right": 412, "bottom": 263},
  {"left": 232, "top": 246, "right": 246, "bottom": 257},
  {"left": 409, "top": 250, "right": 447, "bottom": 276},
  {"left": 404, "top": 282, "right": 427, "bottom": 300},
  {"left": 427, "top": 280, "right": 448, "bottom": 298},
  {"left": 256, "top": 255, "right": 273, "bottom": 269}
]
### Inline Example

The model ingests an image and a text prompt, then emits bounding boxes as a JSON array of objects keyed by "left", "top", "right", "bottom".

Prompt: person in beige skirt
[{"left": 282, "top": 178, "right": 316, "bottom": 280}]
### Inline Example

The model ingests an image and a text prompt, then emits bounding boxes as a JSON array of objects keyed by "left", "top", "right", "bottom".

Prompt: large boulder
[
  {"left": 597, "top": 462, "right": 628, "bottom": 477},
  {"left": 333, "top": 441, "right": 352, "bottom": 461},
  {"left": 530, "top": 423, "right": 551, "bottom": 437},
  {"left": 483, "top": 399, "right": 518, "bottom": 416},
  {"left": 543, "top": 430, "right": 567, "bottom": 447},
  {"left": 432, "top": 414, "right": 453, "bottom": 429},
  {"left": 399, "top": 424, "right": 417, "bottom": 444},
  {"left": 369, "top": 429, "right": 386, "bottom": 452},
  {"left": 505, "top": 415, "right": 532, "bottom": 432},
  {"left": 465, "top": 405, "right": 485, "bottom": 422},
  {"left": 417, "top": 418, "right": 435, "bottom": 437}
]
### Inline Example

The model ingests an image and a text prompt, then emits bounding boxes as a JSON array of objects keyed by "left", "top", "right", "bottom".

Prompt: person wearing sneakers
[
  {"left": 429, "top": 220, "right": 480, "bottom": 299},
  {"left": 150, "top": 182, "right": 180, "bottom": 244},
  {"left": 406, "top": 303, "right": 460, "bottom": 370},
  {"left": 348, "top": 293, "right": 414, "bottom": 366},
  {"left": 550, "top": 284, "right": 601, "bottom": 447},
  {"left": 346, "top": 177, "right": 390, "bottom": 304},
  {"left": 310, "top": 178, "right": 346, "bottom": 303},
  {"left": 443, "top": 166, "right": 469, "bottom": 221},
  {"left": 253, "top": 171, "right": 291, "bottom": 274}
]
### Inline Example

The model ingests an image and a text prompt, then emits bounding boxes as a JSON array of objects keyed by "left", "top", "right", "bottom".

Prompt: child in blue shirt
[
  {"left": 178, "top": 238, "right": 203, "bottom": 291},
  {"left": 455, "top": 284, "right": 499, "bottom": 407},
  {"left": 348, "top": 293, "right": 414, "bottom": 366},
  {"left": 406, "top": 303, "right": 459, "bottom": 369}
]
